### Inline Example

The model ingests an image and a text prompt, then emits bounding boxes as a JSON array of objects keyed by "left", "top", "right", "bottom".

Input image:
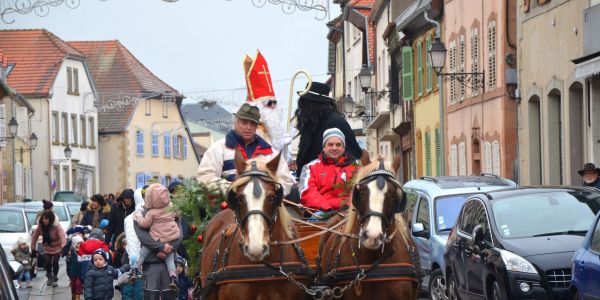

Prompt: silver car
[
  {"left": 0, "top": 206, "right": 31, "bottom": 260},
  {"left": 4, "top": 201, "right": 71, "bottom": 233},
  {"left": 403, "top": 174, "right": 517, "bottom": 300}
]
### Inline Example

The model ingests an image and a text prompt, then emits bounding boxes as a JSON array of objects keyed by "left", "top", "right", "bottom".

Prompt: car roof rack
[
  {"left": 420, "top": 176, "right": 438, "bottom": 183},
  {"left": 479, "top": 173, "right": 500, "bottom": 179}
]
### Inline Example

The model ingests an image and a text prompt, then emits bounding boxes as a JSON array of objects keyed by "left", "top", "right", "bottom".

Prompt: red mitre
[{"left": 244, "top": 50, "right": 275, "bottom": 102}]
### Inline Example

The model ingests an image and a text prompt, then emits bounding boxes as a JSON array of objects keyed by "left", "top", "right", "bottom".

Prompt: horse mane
[
  {"left": 229, "top": 157, "right": 294, "bottom": 239},
  {"left": 343, "top": 158, "right": 410, "bottom": 247}
]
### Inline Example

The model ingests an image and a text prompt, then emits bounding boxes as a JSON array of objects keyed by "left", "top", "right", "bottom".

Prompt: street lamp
[
  {"left": 429, "top": 37, "right": 447, "bottom": 74},
  {"left": 428, "top": 37, "right": 485, "bottom": 90},
  {"left": 29, "top": 133, "right": 38, "bottom": 150},
  {"left": 358, "top": 66, "right": 372, "bottom": 92},
  {"left": 8, "top": 117, "right": 18, "bottom": 138},
  {"left": 343, "top": 95, "right": 355, "bottom": 118},
  {"left": 64, "top": 145, "right": 72, "bottom": 160}
]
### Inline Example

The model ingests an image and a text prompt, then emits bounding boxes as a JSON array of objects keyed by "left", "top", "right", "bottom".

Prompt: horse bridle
[
  {"left": 226, "top": 161, "right": 284, "bottom": 233},
  {"left": 352, "top": 159, "right": 405, "bottom": 230}
]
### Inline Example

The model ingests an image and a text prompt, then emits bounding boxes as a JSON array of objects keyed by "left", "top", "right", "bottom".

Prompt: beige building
[
  {"left": 70, "top": 40, "right": 199, "bottom": 192},
  {"left": 519, "top": 0, "right": 600, "bottom": 185}
]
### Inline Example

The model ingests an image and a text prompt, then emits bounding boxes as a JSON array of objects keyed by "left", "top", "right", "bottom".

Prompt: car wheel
[
  {"left": 492, "top": 281, "right": 507, "bottom": 300},
  {"left": 447, "top": 272, "right": 460, "bottom": 300},
  {"left": 429, "top": 269, "right": 448, "bottom": 300}
]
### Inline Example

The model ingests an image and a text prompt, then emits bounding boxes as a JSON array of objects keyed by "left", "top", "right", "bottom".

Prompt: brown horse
[
  {"left": 318, "top": 152, "right": 421, "bottom": 299},
  {"left": 198, "top": 150, "right": 312, "bottom": 299}
]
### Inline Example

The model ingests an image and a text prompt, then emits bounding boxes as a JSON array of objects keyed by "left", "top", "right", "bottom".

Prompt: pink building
[{"left": 443, "top": 0, "right": 518, "bottom": 179}]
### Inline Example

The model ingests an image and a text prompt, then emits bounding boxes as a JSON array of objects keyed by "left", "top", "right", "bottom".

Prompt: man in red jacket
[{"left": 299, "top": 128, "right": 359, "bottom": 212}]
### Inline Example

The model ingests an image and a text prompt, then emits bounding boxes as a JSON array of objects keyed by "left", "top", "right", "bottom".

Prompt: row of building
[
  {"left": 326, "top": 0, "right": 600, "bottom": 185},
  {"left": 0, "top": 29, "right": 217, "bottom": 203}
]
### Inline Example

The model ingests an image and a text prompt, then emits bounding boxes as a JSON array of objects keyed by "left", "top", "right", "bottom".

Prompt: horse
[
  {"left": 198, "top": 150, "right": 313, "bottom": 300},
  {"left": 317, "top": 152, "right": 421, "bottom": 299}
]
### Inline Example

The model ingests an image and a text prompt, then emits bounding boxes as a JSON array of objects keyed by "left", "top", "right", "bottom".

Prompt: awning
[
  {"left": 573, "top": 51, "right": 600, "bottom": 80},
  {"left": 367, "top": 111, "right": 390, "bottom": 129}
]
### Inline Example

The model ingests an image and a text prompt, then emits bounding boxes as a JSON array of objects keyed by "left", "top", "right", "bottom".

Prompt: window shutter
[
  {"left": 17, "top": 107, "right": 27, "bottom": 140},
  {"left": 15, "top": 162, "right": 23, "bottom": 196},
  {"left": 435, "top": 128, "right": 441, "bottom": 176},
  {"left": 492, "top": 140, "right": 501, "bottom": 175},
  {"left": 164, "top": 134, "right": 171, "bottom": 157},
  {"left": 417, "top": 42, "right": 423, "bottom": 97},
  {"left": 174, "top": 135, "right": 180, "bottom": 158},
  {"left": 183, "top": 136, "right": 188, "bottom": 159},
  {"left": 67, "top": 67, "right": 72, "bottom": 94},
  {"left": 488, "top": 21, "right": 497, "bottom": 88},
  {"left": 426, "top": 36, "right": 433, "bottom": 92},
  {"left": 136, "top": 131, "right": 144, "bottom": 156},
  {"left": 73, "top": 68, "right": 79, "bottom": 94},
  {"left": 151, "top": 132, "right": 158, "bottom": 157},
  {"left": 484, "top": 141, "right": 492, "bottom": 173},
  {"left": 0, "top": 104, "right": 6, "bottom": 148},
  {"left": 459, "top": 35, "right": 466, "bottom": 101},
  {"left": 425, "top": 131, "right": 431, "bottom": 176},
  {"left": 471, "top": 28, "right": 479, "bottom": 96},
  {"left": 458, "top": 142, "right": 466, "bottom": 176},
  {"left": 402, "top": 46, "right": 413, "bottom": 101},
  {"left": 450, "top": 144, "right": 458, "bottom": 176}
]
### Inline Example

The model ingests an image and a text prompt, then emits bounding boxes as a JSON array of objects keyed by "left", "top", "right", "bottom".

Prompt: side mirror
[
  {"left": 471, "top": 224, "right": 484, "bottom": 246},
  {"left": 412, "top": 222, "right": 430, "bottom": 239}
]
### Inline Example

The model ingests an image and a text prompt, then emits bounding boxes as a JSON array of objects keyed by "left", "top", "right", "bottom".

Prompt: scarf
[{"left": 42, "top": 224, "right": 53, "bottom": 246}]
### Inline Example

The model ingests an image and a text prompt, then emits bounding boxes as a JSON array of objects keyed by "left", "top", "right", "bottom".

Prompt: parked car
[
  {"left": 402, "top": 174, "right": 517, "bottom": 299},
  {"left": 444, "top": 186, "right": 600, "bottom": 300},
  {"left": 5, "top": 201, "right": 72, "bottom": 232},
  {"left": 0, "top": 245, "right": 19, "bottom": 300},
  {"left": 0, "top": 206, "right": 31, "bottom": 257},
  {"left": 53, "top": 191, "right": 86, "bottom": 202},
  {"left": 570, "top": 211, "right": 600, "bottom": 300},
  {"left": 64, "top": 201, "right": 84, "bottom": 219}
]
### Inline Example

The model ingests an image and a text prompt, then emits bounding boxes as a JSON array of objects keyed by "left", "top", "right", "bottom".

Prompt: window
[
  {"left": 89, "top": 117, "right": 95, "bottom": 147},
  {"left": 136, "top": 130, "right": 144, "bottom": 156},
  {"left": 458, "top": 34, "right": 466, "bottom": 101},
  {"left": 71, "top": 114, "right": 77, "bottom": 145},
  {"left": 435, "top": 128, "right": 441, "bottom": 176},
  {"left": 62, "top": 113, "right": 69, "bottom": 144},
  {"left": 591, "top": 217, "right": 600, "bottom": 253},
  {"left": 80, "top": 116, "right": 87, "bottom": 146},
  {"left": 162, "top": 101, "right": 168, "bottom": 118},
  {"left": 52, "top": 112, "right": 59, "bottom": 143},
  {"left": 488, "top": 20, "right": 497, "bottom": 89},
  {"left": 164, "top": 134, "right": 171, "bottom": 158},
  {"left": 67, "top": 67, "right": 79, "bottom": 95},
  {"left": 173, "top": 135, "right": 180, "bottom": 158},
  {"left": 63, "top": 166, "right": 69, "bottom": 191},
  {"left": 136, "top": 173, "right": 145, "bottom": 189},
  {"left": 492, "top": 140, "right": 501, "bottom": 175},
  {"left": 73, "top": 68, "right": 79, "bottom": 94},
  {"left": 403, "top": 189, "right": 419, "bottom": 222},
  {"left": 67, "top": 67, "right": 73, "bottom": 94},
  {"left": 0, "top": 104, "right": 5, "bottom": 148},
  {"left": 450, "top": 144, "right": 458, "bottom": 176},
  {"left": 416, "top": 42, "right": 423, "bottom": 97},
  {"left": 183, "top": 136, "right": 188, "bottom": 159},
  {"left": 471, "top": 28, "right": 480, "bottom": 96},
  {"left": 416, "top": 198, "right": 430, "bottom": 231},
  {"left": 72, "top": 168, "right": 77, "bottom": 191},
  {"left": 15, "top": 162, "right": 22, "bottom": 196},
  {"left": 25, "top": 168, "right": 32, "bottom": 199},
  {"left": 425, "top": 131, "right": 431, "bottom": 176},
  {"left": 17, "top": 107, "right": 27, "bottom": 140},
  {"left": 53, "top": 165, "right": 60, "bottom": 192},
  {"left": 448, "top": 40, "right": 457, "bottom": 104},
  {"left": 145, "top": 99, "right": 151, "bottom": 116},
  {"left": 426, "top": 36, "right": 433, "bottom": 92},
  {"left": 402, "top": 46, "right": 414, "bottom": 101},
  {"left": 151, "top": 132, "right": 159, "bottom": 157},
  {"left": 459, "top": 200, "right": 491, "bottom": 243},
  {"left": 459, "top": 142, "right": 467, "bottom": 176},
  {"left": 484, "top": 141, "right": 492, "bottom": 173}
]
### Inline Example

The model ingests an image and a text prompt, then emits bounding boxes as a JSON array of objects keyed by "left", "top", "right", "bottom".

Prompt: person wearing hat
[
  {"left": 579, "top": 163, "right": 600, "bottom": 189},
  {"left": 81, "top": 194, "right": 111, "bottom": 229},
  {"left": 31, "top": 210, "right": 66, "bottom": 287},
  {"left": 84, "top": 249, "right": 130, "bottom": 300},
  {"left": 107, "top": 188, "right": 136, "bottom": 246},
  {"left": 294, "top": 82, "right": 363, "bottom": 175},
  {"left": 196, "top": 102, "right": 294, "bottom": 195},
  {"left": 298, "top": 128, "right": 359, "bottom": 212}
]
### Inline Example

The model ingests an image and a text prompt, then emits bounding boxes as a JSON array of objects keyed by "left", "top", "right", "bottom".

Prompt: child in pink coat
[{"left": 132, "top": 183, "right": 181, "bottom": 289}]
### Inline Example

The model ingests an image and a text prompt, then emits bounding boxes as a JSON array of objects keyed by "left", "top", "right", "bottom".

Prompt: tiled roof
[
  {"left": 0, "top": 29, "right": 85, "bottom": 96},
  {"left": 69, "top": 40, "right": 180, "bottom": 133},
  {"left": 182, "top": 102, "right": 232, "bottom": 134}
]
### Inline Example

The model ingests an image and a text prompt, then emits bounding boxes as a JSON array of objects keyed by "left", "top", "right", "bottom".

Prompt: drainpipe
[{"left": 423, "top": 9, "right": 445, "bottom": 176}]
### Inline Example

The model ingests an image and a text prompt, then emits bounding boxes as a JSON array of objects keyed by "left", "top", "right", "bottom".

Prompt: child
[
  {"left": 67, "top": 235, "right": 84, "bottom": 300},
  {"left": 176, "top": 256, "right": 192, "bottom": 300},
  {"left": 84, "top": 249, "right": 129, "bottom": 300},
  {"left": 78, "top": 228, "right": 109, "bottom": 281},
  {"left": 132, "top": 183, "right": 181, "bottom": 289},
  {"left": 12, "top": 237, "right": 32, "bottom": 288}
]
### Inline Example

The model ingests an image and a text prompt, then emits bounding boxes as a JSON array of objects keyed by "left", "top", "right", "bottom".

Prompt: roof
[
  {"left": 484, "top": 186, "right": 600, "bottom": 200},
  {"left": 181, "top": 102, "right": 232, "bottom": 134},
  {"left": 68, "top": 40, "right": 181, "bottom": 133},
  {"left": 0, "top": 29, "right": 85, "bottom": 96},
  {"left": 403, "top": 175, "right": 518, "bottom": 200}
]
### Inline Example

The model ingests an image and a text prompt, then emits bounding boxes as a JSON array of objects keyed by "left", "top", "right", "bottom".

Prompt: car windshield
[
  {"left": 66, "top": 204, "right": 80, "bottom": 217},
  {"left": 492, "top": 190, "right": 600, "bottom": 238},
  {"left": 0, "top": 211, "right": 26, "bottom": 232},
  {"left": 435, "top": 194, "right": 469, "bottom": 232}
]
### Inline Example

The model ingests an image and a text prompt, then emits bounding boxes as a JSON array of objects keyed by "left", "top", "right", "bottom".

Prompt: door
[
  {"left": 581, "top": 217, "right": 600, "bottom": 299},
  {"left": 413, "top": 195, "right": 432, "bottom": 285},
  {"left": 453, "top": 200, "right": 478, "bottom": 294},
  {"left": 463, "top": 200, "right": 490, "bottom": 297}
]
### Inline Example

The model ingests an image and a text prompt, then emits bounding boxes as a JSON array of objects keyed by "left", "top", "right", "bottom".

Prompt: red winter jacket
[
  {"left": 299, "top": 153, "right": 358, "bottom": 210},
  {"left": 78, "top": 239, "right": 109, "bottom": 256}
]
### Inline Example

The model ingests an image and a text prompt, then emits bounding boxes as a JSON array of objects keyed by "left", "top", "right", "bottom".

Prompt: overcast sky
[{"left": 0, "top": 0, "right": 338, "bottom": 114}]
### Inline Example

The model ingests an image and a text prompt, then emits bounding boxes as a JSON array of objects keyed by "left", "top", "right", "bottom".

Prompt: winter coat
[
  {"left": 299, "top": 153, "right": 358, "bottom": 210},
  {"left": 196, "top": 130, "right": 295, "bottom": 195},
  {"left": 121, "top": 279, "right": 143, "bottom": 300},
  {"left": 134, "top": 218, "right": 183, "bottom": 293},
  {"left": 12, "top": 248, "right": 32, "bottom": 271},
  {"left": 71, "top": 211, "right": 85, "bottom": 227},
  {"left": 296, "top": 111, "right": 363, "bottom": 175},
  {"left": 30, "top": 219, "right": 66, "bottom": 255},
  {"left": 584, "top": 178, "right": 600, "bottom": 190},
  {"left": 178, "top": 273, "right": 192, "bottom": 300},
  {"left": 84, "top": 263, "right": 126, "bottom": 300},
  {"left": 107, "top": 201, "right": 135, "bottom": 244},
  {"left": 81, "top": 204, "right": 111, "bottom": 228},
  {"left": 78, "top": 239, "right": 109, "bottom": 280},
  {"left": 133, "top": 185, "right": 180, "bottom": 242},
  {"left": 68, "top": 250, "right": 80, "bottom": 278}
]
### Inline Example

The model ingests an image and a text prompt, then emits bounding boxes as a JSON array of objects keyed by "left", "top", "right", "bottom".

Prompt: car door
[
  {"left": 463, "top": 199, "right": 490, "bottom": 297},
  {"left": 413, "top": 194, "right": 432, "bottom": 283},
  {"left": 453, "top": 200, "right": 478, "bottom": 294},
  {"left": 581, "top": 216, "right": 600, "bottom": 299}
]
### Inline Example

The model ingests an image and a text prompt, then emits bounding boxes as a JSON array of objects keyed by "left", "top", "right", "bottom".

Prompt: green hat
[{"left": 234, "top": 103, "right": 260, "bottom": 124}]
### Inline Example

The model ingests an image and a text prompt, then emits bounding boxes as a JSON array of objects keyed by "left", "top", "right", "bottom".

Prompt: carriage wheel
[{"left": 429, "top": 269, "right": 448, "bottom": 300}]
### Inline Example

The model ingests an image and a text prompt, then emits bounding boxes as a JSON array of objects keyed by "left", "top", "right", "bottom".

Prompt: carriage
[{"left": 193, "top": 151, "right": 422, "bottom": 300}]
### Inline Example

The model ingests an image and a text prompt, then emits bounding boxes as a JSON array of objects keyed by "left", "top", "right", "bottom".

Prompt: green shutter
[
  {"left": 402, "top": 46, "right": 413, "bottom": 101},
  {"left": 417, "top": 42, "right": 423, "bottom": 97},
  {"left": 426, "top": 36, "right": 433, "bottom": 92},
  {"left": 435, "top": 128, "right": 441, "bottom": 176},
  {"left": 425, "top": 131, "right": 431, "bottom": 176}
]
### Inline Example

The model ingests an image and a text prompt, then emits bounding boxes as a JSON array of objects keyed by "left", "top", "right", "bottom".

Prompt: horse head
[
  {"left": 226, "top": 149, "right": 285, "bottom": 261},
  {"left": 351, "top": 151, "right": 405, "bottom": 250}
]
